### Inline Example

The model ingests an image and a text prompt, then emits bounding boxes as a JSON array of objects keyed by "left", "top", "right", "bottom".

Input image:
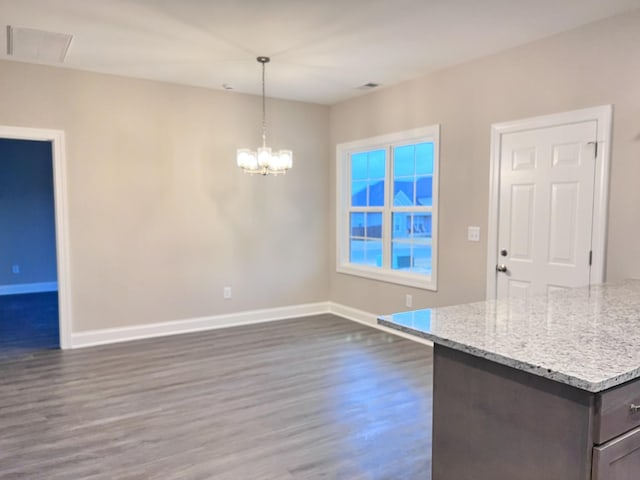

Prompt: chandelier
[{"left": 237, "top": 56, "right": 292, "bottom": 175}]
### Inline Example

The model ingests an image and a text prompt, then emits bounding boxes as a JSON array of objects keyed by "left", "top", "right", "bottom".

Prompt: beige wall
[
  {"left": 2, "top": 8, "right": 639, "bottom": 333},
  {"left": 330, "top": 10, "right": 640, "bottom": 314},
  {"left": 0, "top": 60, "right": 330, "bottom": 332}
]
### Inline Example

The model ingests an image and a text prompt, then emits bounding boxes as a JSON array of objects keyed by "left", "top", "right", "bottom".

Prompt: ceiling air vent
[
  {"left": 7, "top": 25, "right": 73, "bottom": 63},
  {"left": 357, "top": 82, "right": 380, "bottom": 90}
]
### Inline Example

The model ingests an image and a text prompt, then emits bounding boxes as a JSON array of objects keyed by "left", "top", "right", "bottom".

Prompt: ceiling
[{"left": 1, "top": 0, "right": 640, "bottom": 105}]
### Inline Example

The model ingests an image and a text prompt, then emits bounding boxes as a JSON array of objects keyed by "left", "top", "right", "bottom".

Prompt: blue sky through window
[
  {"left": 351, "top": 150, "right": 385, "bottom": 207},
  {"left": 351, "top": 150, "right": 385, "bottom": 180},
  {"left": 351, "top": 143, "right": 434, "bottom": 207}
]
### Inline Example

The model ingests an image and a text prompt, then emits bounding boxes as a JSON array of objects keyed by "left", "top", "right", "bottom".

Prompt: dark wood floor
[
  {"left": 0, "top": 314, "right": 433, "bottom": 479},
  {"left": 0, "top": 292, "right": 59, "bottom": 360}
]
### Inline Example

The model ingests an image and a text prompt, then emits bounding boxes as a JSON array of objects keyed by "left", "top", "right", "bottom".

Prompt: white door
[{"left": 495, "top": 121, "right": 598, "bottom": 299}]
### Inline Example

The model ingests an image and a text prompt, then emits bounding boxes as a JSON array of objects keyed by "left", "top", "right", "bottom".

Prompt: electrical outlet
[
  {"left": 467, "top": 226, "right": 481, "bottom": 242},
  {"left": 11, "top": 264, "right": 20, "bottom": 274},
  {"left": 405, "top": 294, "right": 413, "bottom": 308},
  {"left": 223, "top": 286, "right": 232, "bottom": 299}
]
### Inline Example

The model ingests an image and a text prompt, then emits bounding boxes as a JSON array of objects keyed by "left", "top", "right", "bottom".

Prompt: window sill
[{"left": 336, "top": 264, "right": 437, "bottom": 291}]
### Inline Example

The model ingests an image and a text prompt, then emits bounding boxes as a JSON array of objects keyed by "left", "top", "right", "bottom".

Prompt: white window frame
[{"left": 336, "top": 125, "right": 439, "bottom": 290}]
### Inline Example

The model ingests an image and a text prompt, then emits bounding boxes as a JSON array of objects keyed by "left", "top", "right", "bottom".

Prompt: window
[{"left": 336, "top": 125, "right": 439, "bottom": 290}]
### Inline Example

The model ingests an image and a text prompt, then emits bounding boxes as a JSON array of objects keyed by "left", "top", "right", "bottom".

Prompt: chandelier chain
[{"left": 261, "top": 60, "right": 267, "bottom": 147}]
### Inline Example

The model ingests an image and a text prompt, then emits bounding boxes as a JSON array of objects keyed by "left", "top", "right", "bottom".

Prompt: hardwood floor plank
[
  {"left": 0, "top": 292, "right": 59, "bottom": 359},
  {"left": 0, "top": 314, "right": 432, "bottom": 479}
]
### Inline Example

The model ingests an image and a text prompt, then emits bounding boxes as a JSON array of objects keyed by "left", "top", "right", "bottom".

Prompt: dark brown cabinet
[
  {"left": 592, "top": 427, "right": 640, "bottom": 479},
  {"left": 432, "top": 344, "right": 640, "bottom": 480},
  {"left": 592, "top": 379, "right": 640, "bottom": 479}
]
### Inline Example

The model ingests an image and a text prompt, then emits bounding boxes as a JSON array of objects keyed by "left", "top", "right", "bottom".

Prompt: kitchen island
[{"left": 379, "top": 280, "right": 640, "bottom": 480}]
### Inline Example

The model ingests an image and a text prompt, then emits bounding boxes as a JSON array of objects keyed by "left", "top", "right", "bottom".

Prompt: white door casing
[
  {"left": 486, "top": 106, "right": 612, "bottom": 299},
  {"left": 0, "top": 125, "right": 72, "bottom": 348}
]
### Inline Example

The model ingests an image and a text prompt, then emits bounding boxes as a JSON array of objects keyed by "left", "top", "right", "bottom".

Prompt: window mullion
[
  {"left": 344, "top": 154, "right": 352, "bottom": 267},
  {"left": 392, "top": 207, "right": 431, "bottom": 212},
  {"left": 383, "top": 144, "right": 393, "bottom": 269}
]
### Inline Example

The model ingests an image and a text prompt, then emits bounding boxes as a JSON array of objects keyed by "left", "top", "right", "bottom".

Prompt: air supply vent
[
  {"left": 357, "top": 82, "right": 380, "bottom": 90},
  {"left": 7, "top": 25, "right": 73, "bottom": 63}
]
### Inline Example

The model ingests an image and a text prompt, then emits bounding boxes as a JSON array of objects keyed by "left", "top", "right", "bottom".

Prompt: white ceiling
[{"left": 1, "top": 0, "right": 640, "bottom": 105}]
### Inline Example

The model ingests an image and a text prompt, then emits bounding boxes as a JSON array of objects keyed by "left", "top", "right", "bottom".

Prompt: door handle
[{"left": 496, "top": 264, "right": 508, "bottom": 273}]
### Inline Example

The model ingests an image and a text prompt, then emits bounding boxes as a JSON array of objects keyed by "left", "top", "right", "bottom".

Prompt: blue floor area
[{"left": 0, "top": 292, "right": 59, "bottom": 360}]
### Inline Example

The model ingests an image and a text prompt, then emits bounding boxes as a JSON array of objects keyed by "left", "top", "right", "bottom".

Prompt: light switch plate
[{"left": 467, "top": 226, "right": 481, "bottom": 242}]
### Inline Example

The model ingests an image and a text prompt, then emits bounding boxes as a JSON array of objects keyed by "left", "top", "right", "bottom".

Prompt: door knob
[{"left": 496, "top": 264, "right": 508, "bottom": 273}]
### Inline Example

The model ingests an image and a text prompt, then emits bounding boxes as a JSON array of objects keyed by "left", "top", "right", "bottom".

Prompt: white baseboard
[
  {"left": 71, "top": 301, "right": 331, "bottom": 348},
  {"left": 0, "top": 281, "right": 58, "bottom": 296},
  {"left": 329, "top": 302, "right": 433, "bottom": 347},
  {"left": 70, "top": 300, "right": 431, "bottom": 349}
]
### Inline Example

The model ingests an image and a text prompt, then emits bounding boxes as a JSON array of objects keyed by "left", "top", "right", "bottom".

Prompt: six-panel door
[{"left": 496, "top": 121, "right": 598, "bottom": 299}]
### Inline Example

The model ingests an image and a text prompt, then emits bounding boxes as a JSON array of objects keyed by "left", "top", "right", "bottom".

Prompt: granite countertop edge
[{"left": 378, "top": 316, "right": 640, "bottom": 393}]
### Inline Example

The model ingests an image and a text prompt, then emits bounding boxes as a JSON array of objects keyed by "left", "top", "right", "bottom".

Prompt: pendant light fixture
[{"left": 236, "top": 56, "right": 292, "bottom": 175}]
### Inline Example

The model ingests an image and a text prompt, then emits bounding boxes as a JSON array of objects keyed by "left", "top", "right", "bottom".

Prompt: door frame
[
  {"left": 486, "top": 105, "right": 612, "bottom": 299},
  {"left": 0, "top": 125, "right": 72, "bottom": 349}
]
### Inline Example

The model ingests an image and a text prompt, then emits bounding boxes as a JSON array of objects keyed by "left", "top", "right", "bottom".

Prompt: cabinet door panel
[{"left": 593, "top": 426, "right": 640, "bottom": 479}]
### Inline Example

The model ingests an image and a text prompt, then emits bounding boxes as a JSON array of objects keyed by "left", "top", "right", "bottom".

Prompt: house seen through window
[{"left": 337, "top": 125, "right": 439, "bottom": 290}]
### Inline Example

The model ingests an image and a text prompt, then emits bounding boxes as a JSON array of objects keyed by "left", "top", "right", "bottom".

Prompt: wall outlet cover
[
  {"left": 467, "top": 226, "right": 481, "bottom": 242},
  {"left": 405, "top": 294, "right": 413, "bottom": 308}
]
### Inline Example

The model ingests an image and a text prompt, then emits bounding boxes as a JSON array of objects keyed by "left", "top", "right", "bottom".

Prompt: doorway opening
[
  {"left": 0, "top": 139, "right": 59, "bottom": 358},
  {"left": 0, "top": 125, "right": 71, "bottom": 351}
]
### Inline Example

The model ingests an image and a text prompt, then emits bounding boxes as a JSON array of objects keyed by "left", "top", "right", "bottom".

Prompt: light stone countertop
[{"left": 378, "top": 280, "right": 640, "bottom": 393}]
